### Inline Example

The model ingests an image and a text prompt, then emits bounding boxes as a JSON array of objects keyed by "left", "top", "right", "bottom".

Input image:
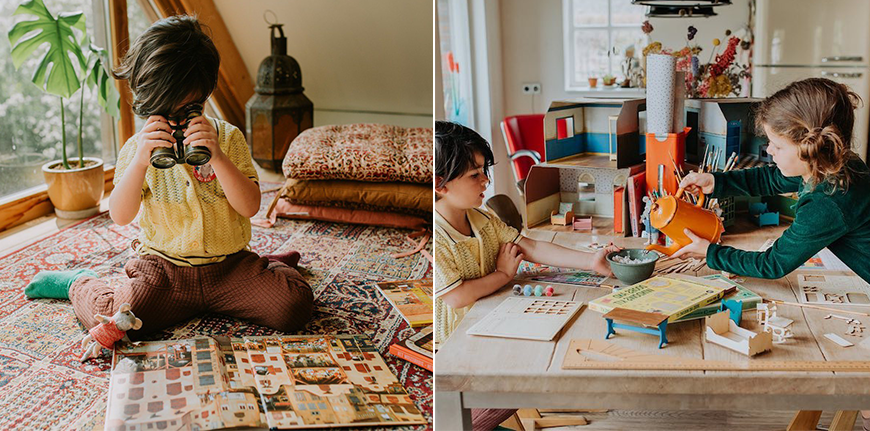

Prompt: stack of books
[
  {"left": 589, "top": 274, "right": 735, "bottom": 322},
  {"left": 388, "top": 326, "right": 433, "bottom": 371}
]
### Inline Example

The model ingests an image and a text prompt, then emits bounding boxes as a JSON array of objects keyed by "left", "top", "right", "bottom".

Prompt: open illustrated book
[
  {"left": 104, "top": 334, "right": 426, "bottom": 430},
  {"left": 374, "top": 279, "right": 433, "bottom": 327}
]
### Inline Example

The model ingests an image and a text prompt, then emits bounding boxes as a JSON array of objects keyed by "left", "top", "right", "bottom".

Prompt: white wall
[
  {"left": 214, "top": 0, "right": 433, "bottom": 128},
  {"left": 494, "top": 0, "right": 750, "bottom": 208},
  {"left": 500, "top": 0, "right": 751, "bottom": 117}
]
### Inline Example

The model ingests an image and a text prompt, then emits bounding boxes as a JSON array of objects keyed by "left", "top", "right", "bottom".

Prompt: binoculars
[{"left": 149, "top": 103, "right": 211, "bottom": 169}]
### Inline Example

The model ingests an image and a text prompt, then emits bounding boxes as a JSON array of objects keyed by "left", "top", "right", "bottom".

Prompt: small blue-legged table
[{"left": 603, "top": 308, "right": 670, "bottom": 349}]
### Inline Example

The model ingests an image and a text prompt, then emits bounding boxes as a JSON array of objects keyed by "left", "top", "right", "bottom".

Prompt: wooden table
[{"left": 434, "top": 221, "right": 870, "bottom": 430}]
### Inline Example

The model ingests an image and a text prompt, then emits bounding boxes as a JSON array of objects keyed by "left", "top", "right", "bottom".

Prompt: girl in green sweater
[
  {"left": 675, "top": 78, "right": 870, "bottom": 430},
  {"left": 676, "top": 77, "right": 870, "bottom": 279}
]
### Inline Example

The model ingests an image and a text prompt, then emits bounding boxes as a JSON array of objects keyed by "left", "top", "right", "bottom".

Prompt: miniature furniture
[
  {"left": 603, "top": 308, "right": 669, "bottom": 349},
  {"left": 767, "top": 316, "right": 795, "bottom": 343},
  {"left": 718, "top": 298, "right": 744, "bottom": 325},
  {"left": 550, "top": 202, "right": 574, "bottom": 226},
  {"left": 757, "top": 302, "right": 794, "bottom": 343},
  {"left": 435, "top": 220, "right": 870, "bottom": 430},
  {"left": 501, "top": 114, "right": 545, "bottom": 195},
  {"left": 523, "top": 99, "right": 646, "bottom": 230},
  {"left": 573, "top": 216, "right": 592, "bottom": 231},
  {"left": 705, "top": 310, "right": 773, "bottom": 356},
  {"left": 749, "top": 202, "right": 780, "bottom": 227}
]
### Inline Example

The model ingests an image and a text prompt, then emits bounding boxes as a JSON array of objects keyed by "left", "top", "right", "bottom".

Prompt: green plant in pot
[{"left": 8, "top": 0, "right": 119, "bottom": 219}]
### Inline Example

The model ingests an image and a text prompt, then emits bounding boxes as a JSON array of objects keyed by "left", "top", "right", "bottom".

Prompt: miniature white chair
[
  {"left": 767, "top": 316, "right": 795, "bottom": 344},
  {"left": 756, "top": 303, "right": 771, "bottom": 326}
]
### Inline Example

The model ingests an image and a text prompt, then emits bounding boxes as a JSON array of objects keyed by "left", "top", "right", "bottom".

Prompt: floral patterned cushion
[{"left": 282, "top": 124, "right": 432, "bottom": 184}]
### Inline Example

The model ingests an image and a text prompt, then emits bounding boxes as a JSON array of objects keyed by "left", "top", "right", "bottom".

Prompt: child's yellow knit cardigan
[
  {"left": 433, "top": 207, "right": 521, "bottom": 347},
  {"left": 114, "top": 117, "right": 259, "bottom": 267}
]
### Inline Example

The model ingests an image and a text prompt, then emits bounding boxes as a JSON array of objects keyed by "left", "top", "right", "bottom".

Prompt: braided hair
[{"left": 755, "top": 77, "right": 864, "bottom": 192}]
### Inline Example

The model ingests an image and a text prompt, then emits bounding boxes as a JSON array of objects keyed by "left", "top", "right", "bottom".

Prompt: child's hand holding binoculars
[
  {"left": 182, "top": 116, "right": 223, "bottom": 164},
  {"left": 133, "top": 116, "right": 174, "bottom": 169}
]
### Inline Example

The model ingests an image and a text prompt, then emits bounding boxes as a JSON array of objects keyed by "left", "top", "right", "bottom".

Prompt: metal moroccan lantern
[{"left": 245, "top": 23, "right": 313, "bottom": 172}]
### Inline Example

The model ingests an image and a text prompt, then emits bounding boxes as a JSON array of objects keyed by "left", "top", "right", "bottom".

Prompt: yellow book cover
[
  {"left": 375, "top": 279, "right": 433, "bottom": 327},
  {"left": 589, "top": 275, "right": 730, "bottom": 322}
]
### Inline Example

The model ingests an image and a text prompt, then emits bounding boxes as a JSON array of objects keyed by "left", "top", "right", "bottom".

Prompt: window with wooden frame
[
  {"left": 0, "top": 0, "right": 253, "bottom": 233},
  {"left": 0, "top": 0, "right": 119, "bottom": 230}
]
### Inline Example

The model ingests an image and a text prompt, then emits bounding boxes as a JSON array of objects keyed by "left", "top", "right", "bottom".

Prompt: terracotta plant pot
[
  {"left": 42, "top": 157, "right": 105, "bottom": 219},
  {"left": 588, "top": 77, "right": 598, "bottom": 87}
]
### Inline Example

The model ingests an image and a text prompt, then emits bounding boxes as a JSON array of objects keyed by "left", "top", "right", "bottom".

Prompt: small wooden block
[
  {"left": 520, "top": 416, "right": 588, "bottom": 430},
  {"left": 500, "top": 412, "right": 523, "bottom": 431},
  {"left": 829, "top": 410, "right": 859, "bottom": 431},
  {"left": 787, "top": 410, "right": 823, "bottom": 431},
  {"left": 825, "top": 333, "right": 854, "bottom": 347},
  {"left": 534, "top": 416, "right": 588, "bottom": 427},
  {"left": 603, "top": 308, "right": 669, "bottom": 327},
  {"left": 538, "top": 409, "right": 608, "bottom": 414},
  {"left": 521, "top": 418, "right": 537, "bottom": 431},
  {"left": 517, "top": 408, "right": 542, "bottom": 419}
]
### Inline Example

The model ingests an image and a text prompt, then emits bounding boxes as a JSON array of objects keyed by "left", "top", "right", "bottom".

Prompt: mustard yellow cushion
[{"left": 280, "top": 178, "right": 432, "bottom": 216}]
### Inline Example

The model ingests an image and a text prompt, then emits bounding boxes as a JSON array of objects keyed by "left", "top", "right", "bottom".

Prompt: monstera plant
[{"left": 8, "top": 0, "right": 120, "bottom": 218}]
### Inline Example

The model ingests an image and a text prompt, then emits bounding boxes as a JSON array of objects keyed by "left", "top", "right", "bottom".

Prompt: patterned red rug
[{"left": 0, "top": 185, "right": 432, "bottom": 430}]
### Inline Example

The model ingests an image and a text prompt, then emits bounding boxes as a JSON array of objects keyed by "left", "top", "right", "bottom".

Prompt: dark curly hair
[
  {"left": 435, "top": 121, "right": 495, "bottom": 194},
  {"left": 112, "top": 15, "right": 220, "bottom": 118}
]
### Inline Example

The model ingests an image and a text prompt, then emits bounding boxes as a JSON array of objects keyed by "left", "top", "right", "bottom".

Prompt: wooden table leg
[
  {"left": 787, "top": 410, "right": 823, "bottom": 431},
  {"left": 435, "top": 391, "right": 472, "bottom": 430},
  {"left": 829, "top": 411, "right": 859, "bottom": 431}
]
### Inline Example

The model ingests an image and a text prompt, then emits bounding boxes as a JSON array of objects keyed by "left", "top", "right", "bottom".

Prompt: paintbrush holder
[
  {"left": 645, "top": 187, "right": 723, "bottom": 256},
  {"left": 645, "top": 128, "right": 689, "bottom": 196}
]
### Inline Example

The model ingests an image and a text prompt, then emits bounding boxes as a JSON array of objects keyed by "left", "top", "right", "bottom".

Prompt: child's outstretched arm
[
  {"left": 184, "top": 117, "right": 261, "bottom": 218},
  {"left": 440, "top": 243, "right": 524, "bottom": 309},
  {"left": 673, "top": 193, "right": 848, "bottom": 279},
  {"left": 681, "top": 166, "right": 801, "bottom": 199},
  {"left": 517, "top": 237, "right": 617, "bottom": 276}
]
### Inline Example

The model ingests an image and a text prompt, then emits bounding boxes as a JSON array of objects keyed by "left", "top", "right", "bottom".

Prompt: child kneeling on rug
[
  {"left": 24, "top": 15, "right": 313, "bottom": 337},
  {"left": 434, "top": 121, "right": 618, "bottom": 431}
]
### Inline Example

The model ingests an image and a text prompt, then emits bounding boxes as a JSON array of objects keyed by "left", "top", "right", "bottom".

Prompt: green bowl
[{"left": 606, "top": 249, "right": 659, "bottom": 286}]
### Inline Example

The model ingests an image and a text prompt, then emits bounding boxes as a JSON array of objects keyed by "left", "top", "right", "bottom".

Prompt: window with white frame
[{"left": 563, "top": 0, "right": 646, "bottom": 91}]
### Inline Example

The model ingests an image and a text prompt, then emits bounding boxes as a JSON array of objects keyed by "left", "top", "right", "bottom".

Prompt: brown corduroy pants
[{"left": 69, "top": 250, "right": 313, "bottom": 338}]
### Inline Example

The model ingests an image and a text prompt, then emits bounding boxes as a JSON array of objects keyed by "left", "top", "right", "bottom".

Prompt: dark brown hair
[
  {"left": 113, "top": 15, "right": 220, "bottom": 118},
  {"left": 755, "top": 77, "right": 863, "bottom": 192},
  {"left": 435, "top": 121, "right": 495, "bottom": 193}
]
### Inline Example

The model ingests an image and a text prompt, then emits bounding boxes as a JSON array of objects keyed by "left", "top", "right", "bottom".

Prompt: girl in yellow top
[{"left": 24, "top": 16, "right": 313, "bottom": 337}]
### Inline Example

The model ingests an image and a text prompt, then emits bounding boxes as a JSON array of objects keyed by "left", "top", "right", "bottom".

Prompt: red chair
[{"left": 500, "top": 114, "right": 545, "bottom": 195}]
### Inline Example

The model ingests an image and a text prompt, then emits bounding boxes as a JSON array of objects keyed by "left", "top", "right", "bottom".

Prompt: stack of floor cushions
[{"left": 269, "top": 123, "right": 433, "bottom": 229}]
